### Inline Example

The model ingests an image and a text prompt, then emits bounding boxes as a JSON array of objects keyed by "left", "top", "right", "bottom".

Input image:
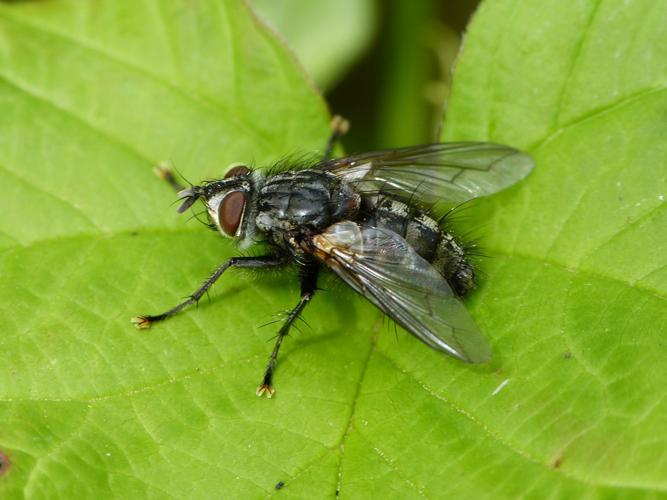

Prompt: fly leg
[
  {"left": 256, "top": 264, "right": 319, "bottom": 398},
  {"left": 153, "top": 161, "right": 186, "bottom": 192},
  {"left": 322, "top": 115, "right": 350, "bottom": 161},
  {"left": 131, "top": 255, "right": 287, "bottom": 328}
]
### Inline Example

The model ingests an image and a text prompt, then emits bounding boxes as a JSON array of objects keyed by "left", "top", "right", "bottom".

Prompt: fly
[{"left": 131, "top": 116, "right": 534, "bottom": 397}]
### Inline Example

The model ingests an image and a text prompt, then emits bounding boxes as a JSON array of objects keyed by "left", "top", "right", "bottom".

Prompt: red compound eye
[
  {"left": 218, "top": 191, "right": 246, "bottom": 236},
  {"left": 224, "top": 165, "right": 250, "bottom": 178}
]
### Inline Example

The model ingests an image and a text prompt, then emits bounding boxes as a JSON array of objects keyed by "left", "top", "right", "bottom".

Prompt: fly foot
[
  {"left": 330, "top": 115, "right": 350, "bottom": 136},
  {"left": 153, "top": 162, "right": 184, "bottom": 191},
  {"left": 153, "top": 162, "right": 174, "bottom": 181},
  {"left": 256, "top": 383, "right": 275, "bottom": 398},
  {"left": 130, "top": 316, "right": 153, "bottom": 329}
]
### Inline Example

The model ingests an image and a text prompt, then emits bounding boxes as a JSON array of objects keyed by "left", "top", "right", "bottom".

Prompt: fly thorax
[{"left": 255, "top": 170, "right": 360, "bottom": 234}]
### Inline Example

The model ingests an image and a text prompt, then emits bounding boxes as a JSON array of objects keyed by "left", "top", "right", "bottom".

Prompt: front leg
[
  {"left": 131, "top": 255, "right": 287, "bottom": 328},
  {"left": 153, "top": 162, "right": 186, "bottom": 192},
  {"left": 256, "top": 263, "right": 319, "bottom": 398}
]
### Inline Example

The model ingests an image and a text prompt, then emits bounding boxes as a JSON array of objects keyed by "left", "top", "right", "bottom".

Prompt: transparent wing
[
  {"left": 310, "top": 221, "right": 491, "bottom": 363},
  {"left": 319, "top": 142, "right": 533, "bottom": 204}
]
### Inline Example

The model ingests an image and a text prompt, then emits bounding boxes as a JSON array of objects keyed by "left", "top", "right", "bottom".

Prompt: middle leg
[{"left": 256, "top": 263, "right": 319, "bottom": 398}]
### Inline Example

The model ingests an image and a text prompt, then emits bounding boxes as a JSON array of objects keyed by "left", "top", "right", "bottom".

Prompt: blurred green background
[{"left": 252, "top": 0, "right": 481, "bottom": 152}]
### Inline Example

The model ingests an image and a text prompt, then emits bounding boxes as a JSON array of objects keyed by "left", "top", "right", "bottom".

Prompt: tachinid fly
[{"left": 132, "top": 117, "right": 533, "bottom": 397}]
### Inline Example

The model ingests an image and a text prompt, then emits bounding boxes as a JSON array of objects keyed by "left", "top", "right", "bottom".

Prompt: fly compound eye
[
  {"left": 224, "top": 165, "right": 250, "bottom": 178},
  {"left": 218, "top": 191, "right": 246, "bottom": 236}
]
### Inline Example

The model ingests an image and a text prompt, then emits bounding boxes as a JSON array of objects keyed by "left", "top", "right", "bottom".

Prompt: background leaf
[
  {"left": 1, "top": 0, "right": 666, "bottom": 499},
  {"left": 250, "top": 0, "right": 376, "bottom": 91}
]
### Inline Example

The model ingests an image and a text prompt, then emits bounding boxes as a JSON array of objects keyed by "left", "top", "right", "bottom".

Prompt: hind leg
[{"left": 322, "top": 115, "right": 350, "bottom": 161}]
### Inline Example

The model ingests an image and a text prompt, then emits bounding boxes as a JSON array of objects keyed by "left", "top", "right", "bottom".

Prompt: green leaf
[
  {"left": 1, "top": 1, "right": 665, "bottom": 499},
  {"left": 0, "top": 0, "right": 349, "bottom": 497},
  {"left": 439, "top": 0, "right": 667, "bottom": 496},
  {"left": 250, "top": 0, "right": 376, "bottom": 90}
]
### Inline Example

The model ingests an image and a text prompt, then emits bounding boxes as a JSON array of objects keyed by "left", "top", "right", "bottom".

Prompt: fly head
[{"left": 176, "top": 165, "right": 260, "bottom": 247}]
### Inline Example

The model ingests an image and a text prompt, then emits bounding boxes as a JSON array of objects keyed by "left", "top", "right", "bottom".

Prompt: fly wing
[
  {"left": 310, "top": 221, "right": 491, "bottom": 363},
  {"left": 319, "top": 142, "right": 533, "bottom": 204}
]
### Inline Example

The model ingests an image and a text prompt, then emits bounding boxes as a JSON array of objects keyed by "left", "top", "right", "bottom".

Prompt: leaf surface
[{"left": 0, "top": 0, "right": 666, "bottom": 498}]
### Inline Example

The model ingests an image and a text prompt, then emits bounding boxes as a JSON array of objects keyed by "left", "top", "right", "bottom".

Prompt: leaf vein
[
  {"left": 0, "top": 6, "right": 276, "bottom": 149},
  {"left": 333, "top": 320, "right": 378, "bottom": 497},
  {"left": 550, "top": 0, "right": 603, "bottom": 129}
]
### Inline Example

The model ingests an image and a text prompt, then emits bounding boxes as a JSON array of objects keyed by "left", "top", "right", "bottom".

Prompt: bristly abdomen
[{"left": 360, "top": 194, "right": 475, "bottom": 296}]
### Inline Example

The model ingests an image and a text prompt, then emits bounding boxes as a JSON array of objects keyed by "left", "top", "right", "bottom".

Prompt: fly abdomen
[
  {"left": 431, "top": 232, "right": 475, "bottom": 296},
  {"left": 362, "top": 195, "right": 475, "bottom": 296}
]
